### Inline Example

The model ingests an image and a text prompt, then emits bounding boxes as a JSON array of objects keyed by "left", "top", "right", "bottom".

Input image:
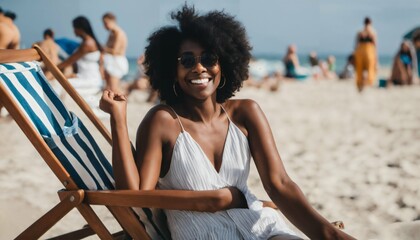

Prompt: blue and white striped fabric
[
  {"left": 0, "top": 61, "right": 114, "bottom": 190},
  {"left": 0, "top": 61, "right": 167, "bottom": 239}
]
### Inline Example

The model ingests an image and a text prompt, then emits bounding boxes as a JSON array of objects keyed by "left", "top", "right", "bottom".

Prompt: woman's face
[
  {"left": 176, "top": 40, "right": 221, "bottom": 101},
  {"left": 102, "top": 18, "right": 114, "bottom": 31},
  {"left": 73, "top": 27, "right": 83, "bottom": 37}
]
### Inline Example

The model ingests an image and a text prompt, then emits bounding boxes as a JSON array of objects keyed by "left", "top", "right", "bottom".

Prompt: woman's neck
[
  {"left": 364, "top": 25, "right": 372, "bottom": 32},
  {"left": 176, "top": 97, "right": 222, "bottom": 124},
  {"left": 80, "top": 33, "right": 90, "bottom": 41}
]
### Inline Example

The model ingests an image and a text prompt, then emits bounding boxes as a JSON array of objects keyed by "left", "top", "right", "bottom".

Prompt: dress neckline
[
  {"left": 166, "top": 104, "right": 231, "bottom": 174},
  {"left": 179, "top": 120, "right": 230, "bottom": 174}
]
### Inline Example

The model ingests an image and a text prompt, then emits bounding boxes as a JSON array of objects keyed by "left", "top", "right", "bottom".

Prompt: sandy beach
[{"left": 1, "top": 76, "right": 420, "bottom": 239}]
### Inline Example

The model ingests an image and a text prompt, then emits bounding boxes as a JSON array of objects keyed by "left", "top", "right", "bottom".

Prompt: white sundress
[{"left": 158, "top": 106, "right": 301, "bottom": 240}]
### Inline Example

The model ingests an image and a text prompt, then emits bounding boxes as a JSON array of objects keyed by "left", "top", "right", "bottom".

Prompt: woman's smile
[{"left": 190, "top": 78, "right": 211, "bottom": 85}]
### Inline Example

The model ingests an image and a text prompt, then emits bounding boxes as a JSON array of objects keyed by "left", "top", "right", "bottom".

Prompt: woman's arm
[
  {"left": 371, "top": 31, "right": 378, "bottom": 46},
  {"left": 371, "top": 31, "right": 379, "bottom": 70},
  {"left": 354, "top": 32, "right": 360, "bottom": 50},
  {"left": 292, "top": 54, "right": 300, "bottom": 68},
  {"left": 57, "top": 39, "right": 95, "bottom": 70},
  {"left": 57, "top": 46, "right": 84, "bottom": 70},
  {"left": 241, "top": 99, "right": 355, "bottom": 239},
  {"left": 100, "top": 90, "right": 140, "bottom": 189}
]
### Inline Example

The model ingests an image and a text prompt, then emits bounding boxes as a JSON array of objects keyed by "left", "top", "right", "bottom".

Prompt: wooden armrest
[
  {"left": 0, "top": 48, "right": 41, "bottom": 62},
  {"left": 84, "top": 190, "right": 220, "bottom": 211},
  {"left": 85, "top": 191, "right": 345, "bottom": 229}
]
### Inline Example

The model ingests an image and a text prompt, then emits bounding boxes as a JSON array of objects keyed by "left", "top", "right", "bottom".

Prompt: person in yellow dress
[{"left": 354, "top": 17, "right": 377, "bottom": 92}]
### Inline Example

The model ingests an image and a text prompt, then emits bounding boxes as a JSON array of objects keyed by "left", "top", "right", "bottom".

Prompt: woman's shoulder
[
  {"left": 224, "top": 99, "right": 262, "bottom": 121},
  {"left": 142, "top": 104, "right": 179, "bottom": 125},
  {"left": 225, "top": 98, "right": 259, "bottom": 108},
  {"left": 136, "top": 104, "right": 182, "bottom": 141},
  {"left": 80, "top": 37, "right": 98, "bottom": 52}
]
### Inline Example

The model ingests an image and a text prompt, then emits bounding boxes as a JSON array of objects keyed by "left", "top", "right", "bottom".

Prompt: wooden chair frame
[{"left": 0, "top": 46, "right": 217, "bottom": 239}]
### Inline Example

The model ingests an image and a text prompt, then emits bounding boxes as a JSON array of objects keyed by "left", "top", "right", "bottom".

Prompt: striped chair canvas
[
  {"left": 0, "top": 61, "right": 114, "bottom": 190},
  {"left": 0, "top": 48, "right": 169, "bottom": 240}
]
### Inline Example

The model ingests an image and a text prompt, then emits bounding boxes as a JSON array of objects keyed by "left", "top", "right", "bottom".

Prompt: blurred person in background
[
  {"left": 0, "top": 7, "right": 20, "bottom": 120},
  {"left": 283, "top": 44, "right": 309, "bottom": 80},
  {"left": 389, "top": 41, "right": 415, "bottom": 86},
  {"left": 338, "top": 54, "right": 355, "bottom": 80},
  {"left": 354, "top": 17, "right": 377, "bottom": 92},
  {"left": 102, "top": 12, "right": 128, "bottom": 92}
]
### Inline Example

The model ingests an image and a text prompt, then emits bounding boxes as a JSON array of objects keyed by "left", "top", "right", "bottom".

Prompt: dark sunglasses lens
[
  {"left": 201, "top": 53, "right": 218, "bottom": 67},
  {"left": 180, "top": 54, "right": 195, "bottom": 68}
]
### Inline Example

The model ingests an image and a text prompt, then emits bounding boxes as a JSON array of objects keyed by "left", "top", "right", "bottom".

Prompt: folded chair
[{"left": 0, "top": 46, "right": 224, "bottom": 240}]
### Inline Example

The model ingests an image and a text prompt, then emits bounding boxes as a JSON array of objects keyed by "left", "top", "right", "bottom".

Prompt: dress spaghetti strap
[
  {"left": 220, "top": 104, "right": 231, "bottom": 122},
  {"left": 165, "top": 105, "right": 185, "bottom": 132}
]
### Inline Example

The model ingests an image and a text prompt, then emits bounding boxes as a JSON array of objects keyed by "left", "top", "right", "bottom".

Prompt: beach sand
[{"left": 1, "top": 77, "right": 419, "bottom": 239}]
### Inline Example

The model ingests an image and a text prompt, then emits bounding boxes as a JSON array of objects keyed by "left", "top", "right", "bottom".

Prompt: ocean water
[{"left": 123, "top": 54, "right": 394, "bottom": 82}]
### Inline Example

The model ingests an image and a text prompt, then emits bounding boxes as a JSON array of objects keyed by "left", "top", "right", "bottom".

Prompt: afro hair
[{"left": 144, "top": 4, "right": 252, "bottom": 103}]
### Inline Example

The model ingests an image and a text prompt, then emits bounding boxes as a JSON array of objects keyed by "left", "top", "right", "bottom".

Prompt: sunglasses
[{"left": 177, "top": 52, "right": 218, "bottom": 69}]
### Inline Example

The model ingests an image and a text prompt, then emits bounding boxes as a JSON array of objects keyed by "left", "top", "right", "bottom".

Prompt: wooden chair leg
[
  {"left": 108, "top": 206, "right": 151, "bottom": 240},
  {"left": 77, "top": 203, "right": 114, "bottom": 240},
  {"left": 15, "top": 190, "right": 84, "bottom": 240}
]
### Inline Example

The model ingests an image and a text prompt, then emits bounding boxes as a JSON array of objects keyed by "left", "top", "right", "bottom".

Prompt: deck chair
[
  {"left": 0, "top": 46, "right": 221, "bottom": 240},
  {"left": 0, "top": 47, "right": 345, "bottom": 239}
]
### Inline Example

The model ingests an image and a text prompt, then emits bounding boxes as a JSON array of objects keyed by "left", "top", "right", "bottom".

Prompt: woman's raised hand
[{"left": 99, "top": 90, "right": 127, "bottom": 118}]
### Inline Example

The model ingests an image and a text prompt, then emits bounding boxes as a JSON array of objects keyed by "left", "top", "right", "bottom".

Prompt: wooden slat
[
  {"left": 0, "top": 48, "right": 40, "bottom": 63},
  {"left": 46, "top": 225, "right": 95, "bottom": 240}
]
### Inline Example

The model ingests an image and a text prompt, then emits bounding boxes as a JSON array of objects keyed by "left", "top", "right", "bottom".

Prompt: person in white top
[
  {"left": 100, "top": 4, "right": 356, "bottom": 240},
  {"left": 55, "top": 16, "right": 103, "bottom": 91}
]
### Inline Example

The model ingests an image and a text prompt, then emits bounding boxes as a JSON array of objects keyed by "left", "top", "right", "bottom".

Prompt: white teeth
[{"left": 190, "top": 78, "right": 209, "bottom": 84}]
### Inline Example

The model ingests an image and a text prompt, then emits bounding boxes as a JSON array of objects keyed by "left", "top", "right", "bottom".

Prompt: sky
[{"left": 1, "top": 0, "right": 420, "bottom": 58}]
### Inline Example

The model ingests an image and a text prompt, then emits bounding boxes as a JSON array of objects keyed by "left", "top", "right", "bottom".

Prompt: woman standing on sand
[
  {"left": 100, "top": 5, "right": 355, "bottom": 240},
  {"left": 354, "top": 17, "right": 378, "bottom": 92}
]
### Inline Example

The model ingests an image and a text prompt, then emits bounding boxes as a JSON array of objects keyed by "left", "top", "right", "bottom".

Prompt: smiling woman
[{"left": 99, "top": 4, "right": 356, "bottom": 240}]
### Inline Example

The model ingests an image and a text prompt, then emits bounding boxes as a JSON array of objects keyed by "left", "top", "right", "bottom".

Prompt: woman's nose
[{"left": 192, "top": 61, "right": 207, "bottom": 73}]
